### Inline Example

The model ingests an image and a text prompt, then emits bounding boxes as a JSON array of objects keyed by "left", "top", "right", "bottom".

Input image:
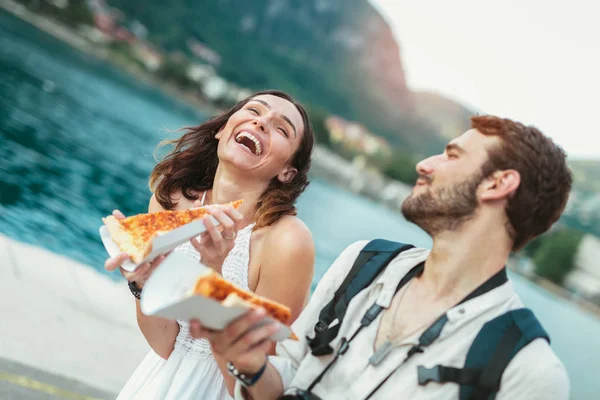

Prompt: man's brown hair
[{"left": 472, "top": 115, "right": 573, "bottom": 251}]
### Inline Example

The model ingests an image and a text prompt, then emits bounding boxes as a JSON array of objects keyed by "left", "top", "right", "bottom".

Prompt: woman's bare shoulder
[{"left": 263, "top": 215, "right": 314, "bottom": 254}]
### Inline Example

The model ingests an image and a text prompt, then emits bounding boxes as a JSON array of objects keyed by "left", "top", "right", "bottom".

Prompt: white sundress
[{"left": 117, "top": 196, "right": 256, "bottom": 400}]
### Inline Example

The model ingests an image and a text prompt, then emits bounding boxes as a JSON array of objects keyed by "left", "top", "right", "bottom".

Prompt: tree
[
  {"left": 533, "top": 228, "right": 584, "bottom": 285},
  {"left": 383, "top": 150, "right": 419, "bottom": 185},
  {"left": 303, "top": 104, "right": 332, "bottom": 148}
]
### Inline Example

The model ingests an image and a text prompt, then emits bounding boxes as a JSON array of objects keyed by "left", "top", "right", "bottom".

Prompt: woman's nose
[{"left": 252, "top": 120, "right": 266, "bottom": 133}]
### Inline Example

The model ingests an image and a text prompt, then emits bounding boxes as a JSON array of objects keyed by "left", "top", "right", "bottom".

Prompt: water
[{"left": 1, "top": 10, "right": 598, "bottom": 399}]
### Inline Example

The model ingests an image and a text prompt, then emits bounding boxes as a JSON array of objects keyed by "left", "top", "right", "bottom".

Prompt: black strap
[
  {"left": 459, "top": 268, "right": 508, "bottom": 305},
  {"left": 418, "top": 365, "right": 481, "bottom": 386},
  {"left": 363, "top": 268, "right": 508, "bottom": 400},
  {"left": 309, "top": 243, "right": 414, "bottom": 356},
  {"left": 306, "top": 303, "right": 383, "bottom": 393},
  {"left": 469, "top": 323, "right": 522, "bottom": 400},
  {"left": 302, "top": 266, "right": 422, "bottom": 395}
]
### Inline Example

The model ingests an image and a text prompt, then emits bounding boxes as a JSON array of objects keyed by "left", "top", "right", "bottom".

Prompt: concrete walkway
[{"left": 0, "top": 235, "right": 150, "bottom": 398}]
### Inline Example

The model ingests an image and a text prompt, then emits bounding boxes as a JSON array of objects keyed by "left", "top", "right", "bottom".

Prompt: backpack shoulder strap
[
  {"left": 417, "top": 308, "right": 549, "bottom": 400},
  {"left": 307, "top": 239, "right": 414, "bottom": 356}
]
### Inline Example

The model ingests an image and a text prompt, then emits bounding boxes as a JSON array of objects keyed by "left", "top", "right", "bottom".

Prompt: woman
[{"left": 105, "top": 89, "right": 316, "bottom": 399}]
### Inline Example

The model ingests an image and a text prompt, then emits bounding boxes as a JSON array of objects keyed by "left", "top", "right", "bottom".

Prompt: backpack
[{"left": 306, "top": 239, "right": 550, "bottom": 400}]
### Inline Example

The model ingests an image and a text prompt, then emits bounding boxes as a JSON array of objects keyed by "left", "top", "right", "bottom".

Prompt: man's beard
[{"left": 401, "top": 172, "right": 485, "bottom": 236}]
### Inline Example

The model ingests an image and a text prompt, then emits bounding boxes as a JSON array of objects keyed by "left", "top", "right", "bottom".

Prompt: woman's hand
[
  {"left": 189, "top": 309, "right": 280, "bottom": 374},
  {"left": 103, "top": 209, "right": 168, "bottom": 288},
  {"left": 190, "top": 201, "right": 244, "bottom": 274}
]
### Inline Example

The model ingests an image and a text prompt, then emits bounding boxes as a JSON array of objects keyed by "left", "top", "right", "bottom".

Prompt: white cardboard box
[
  {"left": 99, "top": 224, "right": 292, "bottom": 341},
  {"left": 140, "top": 252, "right": 292, "bottom": 341}
]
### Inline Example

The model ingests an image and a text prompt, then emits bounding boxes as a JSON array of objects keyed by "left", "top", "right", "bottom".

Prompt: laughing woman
[{"left": 105, "top": 90, "right": 316, "bottom": 399}]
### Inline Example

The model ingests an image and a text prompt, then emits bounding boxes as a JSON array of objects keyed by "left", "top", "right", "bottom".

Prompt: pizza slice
[
  {"left": 191, "top": 270, "right": 299, "bottom": 340},
  {"left": 103, "top": 199, "right": 243, "bottom": 264}
]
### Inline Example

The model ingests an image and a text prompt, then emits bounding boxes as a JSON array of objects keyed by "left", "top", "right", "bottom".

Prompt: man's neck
[{"left": 419, "top": 215, "right": 512, "bottom": 302}]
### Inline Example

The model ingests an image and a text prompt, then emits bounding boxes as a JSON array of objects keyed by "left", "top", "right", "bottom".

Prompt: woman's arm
[
  {"left": 217, "top": 217, "right": 316, "bottom": 396},
  {"left": 133, "top": 194, "right": 180, "bottom": 359}
]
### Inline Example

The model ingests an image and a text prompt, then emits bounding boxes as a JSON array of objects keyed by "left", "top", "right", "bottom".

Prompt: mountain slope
[{"left": 105, "top": 0, "right": 447, "bottom": 154}]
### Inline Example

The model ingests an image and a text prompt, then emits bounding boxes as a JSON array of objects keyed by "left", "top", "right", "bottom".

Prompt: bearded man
[{"left": 191, "top": 115, "right": 572, "bottom": 400}]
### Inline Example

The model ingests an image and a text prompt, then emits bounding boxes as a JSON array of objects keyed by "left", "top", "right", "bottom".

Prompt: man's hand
[{"left": 189, "top": 308, "right": 281, "bottom": 374}]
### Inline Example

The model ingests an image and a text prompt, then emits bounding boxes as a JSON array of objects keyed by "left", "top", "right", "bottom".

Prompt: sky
[{"left": 369, "top": 0, "right": 600, "bottom": 159}]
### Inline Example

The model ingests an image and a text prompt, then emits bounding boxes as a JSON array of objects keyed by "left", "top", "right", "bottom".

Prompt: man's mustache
[{"left": 417, "top": 175, "right": 433, "bottom": 185}]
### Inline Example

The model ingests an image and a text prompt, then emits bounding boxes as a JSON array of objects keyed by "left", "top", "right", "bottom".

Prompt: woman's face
[{"left": 216, "top": 94, "right": 305, "bottom": 184}]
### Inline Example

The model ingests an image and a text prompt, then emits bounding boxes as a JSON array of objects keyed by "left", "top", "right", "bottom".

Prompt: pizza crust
[{"left": 103, "top": 215, "right": 147, "bottom": 263}]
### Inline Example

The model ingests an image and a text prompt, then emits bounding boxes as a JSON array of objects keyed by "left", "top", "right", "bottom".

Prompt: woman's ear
[
  {"left": 277, "top": 167, "right": 298, "bottom": 184},
  {"left": 215, "top": 127, "right": 224, "bottom": 140}
]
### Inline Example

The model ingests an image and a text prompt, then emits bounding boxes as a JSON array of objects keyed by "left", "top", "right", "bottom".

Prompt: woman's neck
[{"left": 208, "top": 165, "right": 270, "bottom": 225}]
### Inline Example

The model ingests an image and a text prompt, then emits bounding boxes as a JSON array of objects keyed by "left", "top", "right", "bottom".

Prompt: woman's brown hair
[{"left": 149, "top": 89, "right": 315, "bottom": 229}]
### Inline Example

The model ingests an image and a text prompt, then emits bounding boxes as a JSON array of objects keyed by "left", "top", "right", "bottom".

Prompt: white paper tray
[
  {"left": 140, "top": 251, "right": 292, "bottom": 341},
  {"left": 99, "top": 217, "right": 215, "bottom": 272}
]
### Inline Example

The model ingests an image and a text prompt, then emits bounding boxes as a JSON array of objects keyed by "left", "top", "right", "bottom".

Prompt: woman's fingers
[
  {"left": 121, "top": 260, "right": 151, "bottom": 282},
  {"left": 190, "top": 233, "right": 208, "bottom": 252},
  {"left": 119, "top": 255, "right": 167, "bottom": 286},
  {"left": 209, "top": 206, "right": 240, "bottom": 242},
  {"left": 112, "top": 209, "right": 126, "bottom": 220},
  {"left": 203, "top": 214, "right": 224, "bottom": 244},
  {"left": 222, "top": 205, "right": 244, "bottom": 232},
  {"left": 189, "top": 319, "right": 214, "bottom": 339},
  {"left": 104, "top": 252, "right": 130, "bottom": 272}
]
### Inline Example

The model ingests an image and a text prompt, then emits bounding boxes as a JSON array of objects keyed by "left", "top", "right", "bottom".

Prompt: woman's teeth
[{"left": 235, "top": 131, "right": 262, "bottom": 156}]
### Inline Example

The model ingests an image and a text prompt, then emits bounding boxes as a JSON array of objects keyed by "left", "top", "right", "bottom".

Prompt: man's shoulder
[
  {"left": 317, "top": 240, "right": 428, "bottom": 294},
  {"left": 325, "top": 240, "right": 428, "bottom": 276},
  {"left": 498, "top": 337, "right": 569, "bottom": 400}
]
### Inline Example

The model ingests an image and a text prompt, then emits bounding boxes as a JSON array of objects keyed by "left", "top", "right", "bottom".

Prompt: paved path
[
  {"left": 0, "top": 235, "right": 150, "bottom": 398},
  {"left": 0, "top": 357, "right": 114, "bottom": 399}
]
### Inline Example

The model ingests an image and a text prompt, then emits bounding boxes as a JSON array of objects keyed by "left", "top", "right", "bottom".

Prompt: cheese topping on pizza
[{"left": 191, "top": 270, "right": 292, "bottom": 325}]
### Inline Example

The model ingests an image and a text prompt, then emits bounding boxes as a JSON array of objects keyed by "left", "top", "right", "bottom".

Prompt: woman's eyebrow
[{"left": 251, "top": 99, "right": 297, "bottom": 137}]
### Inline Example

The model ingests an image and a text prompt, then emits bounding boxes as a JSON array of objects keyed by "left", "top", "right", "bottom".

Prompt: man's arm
[
  {"left": 496, "top": 338, "right": 569, "bottom": 400},
  {"left": 227, "top": 241, "right": 371, "bottom": 399}
]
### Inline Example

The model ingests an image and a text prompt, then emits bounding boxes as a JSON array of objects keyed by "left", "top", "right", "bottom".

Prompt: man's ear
[
  {"left": 277, "top": 167, "right": 298, "bottom": 184},
  {"left": 480, "top": 170, "right": 520, "bottom": 201}
]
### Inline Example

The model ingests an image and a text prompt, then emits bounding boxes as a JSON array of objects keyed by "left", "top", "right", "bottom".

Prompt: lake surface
[{"left": 1, "top": 10, "right": 598, "bottom": 398}]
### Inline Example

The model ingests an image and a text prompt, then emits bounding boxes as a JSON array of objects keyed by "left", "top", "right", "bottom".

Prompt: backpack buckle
[
  {"left": 315, "top": 321, "right": 328, "bottom": 333},
  {"left": 417, "top": 366, "right": 441, "bottom": 385}
]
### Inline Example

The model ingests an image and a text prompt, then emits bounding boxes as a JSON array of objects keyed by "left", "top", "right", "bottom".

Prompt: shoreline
[
  {"left": 0, "top": 0, "right": 412, "bottom": 209},
  {"left": 2, "top": 0, "right": 599, "bottom": 322},
  {"left": 0, "top": 0, "right": 221, "bottom": 116}
]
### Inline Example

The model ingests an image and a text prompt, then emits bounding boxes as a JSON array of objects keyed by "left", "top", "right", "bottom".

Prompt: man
[{"left": 190, "top": 115, "right": 572, "bottom": 400}]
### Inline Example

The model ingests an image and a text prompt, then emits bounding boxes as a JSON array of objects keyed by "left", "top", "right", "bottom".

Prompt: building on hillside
[
  {"left": 131, "top": 42, "right": 163, "bottom": 71},
  {"left": 565, "top": 234, "right": 600, "bottom": 298},
  {"left": 187, "top": 39, "right": 221, "bottom": 66},
  {"left": 325, "top": 116, "right": 391, "bottom": 157},
  {"left": 187, "top": 63, "right": 215, "bottom": 82}
]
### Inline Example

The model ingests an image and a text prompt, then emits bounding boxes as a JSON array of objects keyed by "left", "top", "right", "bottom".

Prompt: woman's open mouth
[{"left": 235, "top": 131, "right": 262, "bottom": 156}]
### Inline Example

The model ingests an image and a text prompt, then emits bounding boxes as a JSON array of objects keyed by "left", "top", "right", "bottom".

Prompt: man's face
[{"left": 401, "top": 129, "right": 500, "bottom": 235}]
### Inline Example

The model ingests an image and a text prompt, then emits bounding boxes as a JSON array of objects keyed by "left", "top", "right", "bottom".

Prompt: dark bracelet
[
  {"left": 128, "top": 280, "right": 142, "bottom": 299},
  {"left": 227, "top": 360, "right": 268, "bottom": 387}
]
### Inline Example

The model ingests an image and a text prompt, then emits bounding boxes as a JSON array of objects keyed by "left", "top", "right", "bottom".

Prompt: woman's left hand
[{"left": 190, "top": 201, "right": 244, "bottom": 274}]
